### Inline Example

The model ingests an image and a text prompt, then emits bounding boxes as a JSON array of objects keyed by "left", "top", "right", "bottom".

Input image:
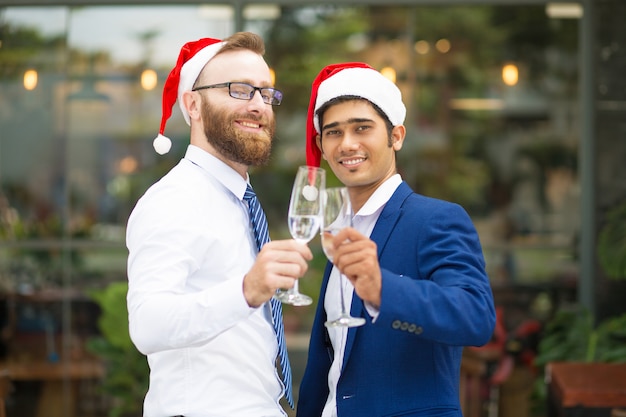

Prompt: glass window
[
  {"left": 0, "top": 3, "right": 580, "bottom": 415},
  {"left": 263, "top": 4, "right": 580, "bottom": 289},
  {"left": 0, "top": 5, "right": 239, "bottom": 415}
]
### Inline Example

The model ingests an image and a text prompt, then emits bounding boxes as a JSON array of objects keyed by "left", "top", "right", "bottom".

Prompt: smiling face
[
  {"left": 317, "top": 99, "right": 405, "bottom": 209},
  {"left": 193, "top": 49, "right": 276, "bottom": 167}
]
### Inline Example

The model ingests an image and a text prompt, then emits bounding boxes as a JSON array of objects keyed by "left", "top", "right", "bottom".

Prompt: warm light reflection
[
  {"left": 436, "top": 39, "right": 451, "bottom": 53},
  {"left": 141, "top": 69, "right": 158, "bottom": 91},
  {"left": 546, "top": 3, "right": 583, "bottom": 19},
  {"left": 119, "top": 156, "right": 138, "bottom": 174},
  {"left": 23, "top": 69, "right": 38, "bottom": 90},
  {"left": 414, "top": 40, "right": 430, "bottom": 55},
  {"left": 449, "top": 98, "right": 504, "bottom": 111},
  {"left": 380, "top": 66, "right": 396, "bottom": 83},
  {"left": 502, "top": 63, "right": 519, "bottom": 86},
  {"left": 270, "top": 68, "right": 276, "bottom": 86}
]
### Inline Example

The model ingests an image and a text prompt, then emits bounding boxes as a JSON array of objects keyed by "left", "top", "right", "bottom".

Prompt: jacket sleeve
[{"left": 374, "top": 197, "right": 496, "bottom": 347}]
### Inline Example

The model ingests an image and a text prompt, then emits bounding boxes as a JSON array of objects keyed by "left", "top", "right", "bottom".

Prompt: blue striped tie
[{"left": 243, "top": 184, "right": 294, "bottom": 409}]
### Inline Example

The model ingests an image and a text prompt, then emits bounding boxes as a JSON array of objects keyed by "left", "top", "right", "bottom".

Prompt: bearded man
[{"left": 126, "top": 32, "right": 312, "bottom": 417}]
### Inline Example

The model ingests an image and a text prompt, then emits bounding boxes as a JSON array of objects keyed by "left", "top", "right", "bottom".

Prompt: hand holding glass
[
  {"left": 274, "top": 165, "right": 325, "bottom": 306},
  {"left": 321, "top": 187, "right": 366, "bottom": 327}
]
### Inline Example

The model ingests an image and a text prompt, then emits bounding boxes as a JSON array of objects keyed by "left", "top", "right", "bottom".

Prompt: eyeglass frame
[{"left": 192, "top": 82, "right": 283, "bottom": 106}]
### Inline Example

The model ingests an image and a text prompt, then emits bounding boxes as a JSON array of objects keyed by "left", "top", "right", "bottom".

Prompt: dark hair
[{"left": 316, "top": 96, "right": 394, "bottom": 142}]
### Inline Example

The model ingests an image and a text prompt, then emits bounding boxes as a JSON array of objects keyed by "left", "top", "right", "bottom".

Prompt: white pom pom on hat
[
  {"left": 154, "top": 37, "right": 226, "bottom": 154},
  {"left": 153, "top": 134, "right": 172, "bottom": 155},
  {"left": 305, "top": 62, "right": 406, "bottom": 167}
]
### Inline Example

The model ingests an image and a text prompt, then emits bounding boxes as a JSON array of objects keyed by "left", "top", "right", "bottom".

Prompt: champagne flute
[
  {"left": 320, "top": 187, "right": 366, "bottom": 327},
  {"left": 275, "top": 165, "right": 325, "bottom": 306}
]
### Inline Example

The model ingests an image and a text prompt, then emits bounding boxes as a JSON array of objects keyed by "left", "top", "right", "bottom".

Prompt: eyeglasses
[{"left": 192, "top": 82, "right": 283, "bottom": 106}]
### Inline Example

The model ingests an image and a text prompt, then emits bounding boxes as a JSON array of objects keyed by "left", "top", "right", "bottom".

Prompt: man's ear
[
  {"left": 182, "top": 90, "right": 201, "bottom": 122},
  {"left": 391, "top": 125, "right": 406, "bottom": 151},
  {"left": 316, "top": 134, "right": 327, "bottom": 160},
  {"left": 315, "top": 135, "right": 326, "bottom": 159}
]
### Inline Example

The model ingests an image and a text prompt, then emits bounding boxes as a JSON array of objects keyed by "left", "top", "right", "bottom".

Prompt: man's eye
[{"left": 230, "top": 86, "right": 250, "bottom": 95}]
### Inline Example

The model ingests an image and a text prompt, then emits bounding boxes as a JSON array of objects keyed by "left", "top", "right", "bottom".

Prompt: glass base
[
  {"left": 325, "top": 315, "right": 366, "bottom": 328},
  {"left": 274, "top": 290, "right": 313, "bottom": 306}
]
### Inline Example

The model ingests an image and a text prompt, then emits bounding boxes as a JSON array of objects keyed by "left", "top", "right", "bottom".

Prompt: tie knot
[{"left": 243, "top": 184, "right": 256, "bottom": 202}]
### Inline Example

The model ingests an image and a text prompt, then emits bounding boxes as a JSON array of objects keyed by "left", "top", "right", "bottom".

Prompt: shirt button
[{"left": 392, "top": 320, "right": 401, "bottom": 329}]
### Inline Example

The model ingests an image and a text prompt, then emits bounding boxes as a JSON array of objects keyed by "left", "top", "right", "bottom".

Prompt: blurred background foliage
[
  {"left": 87, "top": 282, "right": 148, "bottom": 417},
  {"left": 0, "top": 3, "right": 598, "bottom": 416}
]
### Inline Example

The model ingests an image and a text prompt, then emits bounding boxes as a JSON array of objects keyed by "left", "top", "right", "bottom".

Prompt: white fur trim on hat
[
  {"left": 313, "top": 67, "right": 406, "bottom": 133},
  {"left": 177, "top": 41, "right": 226, "bottom": 125}
]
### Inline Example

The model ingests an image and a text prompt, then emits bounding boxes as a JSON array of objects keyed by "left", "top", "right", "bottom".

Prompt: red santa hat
[
  {"left": 153, "top": 37, "right": 226, "bottom": 154},
  {"left": 306, "top": 62, "right": 407, "bottom": 167}
]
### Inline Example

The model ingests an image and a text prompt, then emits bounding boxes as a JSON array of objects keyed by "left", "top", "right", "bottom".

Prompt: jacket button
[
  {"left": 400, "top": 322, "right": 409, "bottom": 331},
  {"left": 408, "top": 324, "right": 416, "bottom": 333},
  {"left": 414, "top": 326, "right": 423, "bottom": 334},
  {"left": 392, "top": 320, "right": 401, "bottom": 329}
]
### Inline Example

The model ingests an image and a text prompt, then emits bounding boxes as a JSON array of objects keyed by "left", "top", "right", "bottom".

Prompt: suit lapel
[{"left": 369, "top": 182, "right": 412, "bottom": 257}]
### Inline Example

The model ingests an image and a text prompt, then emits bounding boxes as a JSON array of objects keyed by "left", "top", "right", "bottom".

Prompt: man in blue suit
[{"left": 296, "top": 62, "right": 496, "bottom": 417}]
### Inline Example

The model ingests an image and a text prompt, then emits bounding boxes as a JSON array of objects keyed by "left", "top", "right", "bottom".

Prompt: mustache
[{"left": 235, "top": 112, "right": 268, "bottom": 125}]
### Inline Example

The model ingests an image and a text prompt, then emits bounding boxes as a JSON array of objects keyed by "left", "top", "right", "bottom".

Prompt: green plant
[
  {"left": 534, "top": 307, "right": 626, "bottom": 366},
  {"left": 529, "top": 307, "right": 626, "bottom": 416},
  {"left": 87, "top": 281, "right": 149, "bottom": 417},
  {"left": 598, "top": 200, "right": 626, "bottom": 280}
]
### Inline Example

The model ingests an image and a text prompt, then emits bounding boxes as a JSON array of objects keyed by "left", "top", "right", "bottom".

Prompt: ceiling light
[{"left": 546, "top": 3, "right": 583, "bottom": 19}]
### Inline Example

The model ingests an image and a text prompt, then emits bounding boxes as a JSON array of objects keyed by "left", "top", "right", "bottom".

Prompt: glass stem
[
  {"left": 291, "top": 280, "right": 300, "bottom": 294},
  {"left": 339, "top": 273, "right": 348, "bottom": 316}
]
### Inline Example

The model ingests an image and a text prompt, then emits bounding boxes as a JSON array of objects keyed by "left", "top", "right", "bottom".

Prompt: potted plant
[{"left": 527, "top": 199, "right": 626, "bottom": 415}]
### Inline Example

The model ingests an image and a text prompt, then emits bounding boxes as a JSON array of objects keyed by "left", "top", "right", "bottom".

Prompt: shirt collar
[
  {"left": 184, "top": 145, "right": 249, "bottom": 200},
  {"left": 355, "top": 174, "right": 402, "bottom": 217}
]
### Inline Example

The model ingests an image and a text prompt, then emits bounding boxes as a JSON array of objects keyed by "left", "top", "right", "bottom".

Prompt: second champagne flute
[
  {"left": 321, "top": 187, "right": 366, "bottom": 327},
  {"left": 274, "top": 165, "right": 325, "bottom": 306}
]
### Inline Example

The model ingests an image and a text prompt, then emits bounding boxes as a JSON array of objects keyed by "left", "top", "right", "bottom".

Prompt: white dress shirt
[
  {"left": 321, "top": 174, "right": 402, "bottom": 417},
  {"left": 126, "top": 145, "right": 286, "bottom": 417}
]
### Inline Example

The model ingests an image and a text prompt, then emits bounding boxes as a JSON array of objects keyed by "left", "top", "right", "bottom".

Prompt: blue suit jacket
[{"left": 296, "top": 182, "right": 496, "bottom": 417}]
